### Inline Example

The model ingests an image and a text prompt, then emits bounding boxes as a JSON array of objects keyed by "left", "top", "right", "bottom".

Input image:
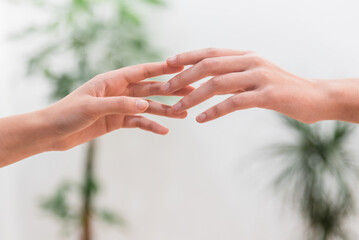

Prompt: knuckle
[
  {"left": 141, "top": 66, "right": 152, "bottom": 79},
  {"left": 115, "top": 97, "right": 128, "bottom": 109},
  {"left": 249, "top": 54, "right": 264, "bottom": 66},
  {"left": 148, "top": 83, "right": 157, "bottom": 96},
  {"left": 229, "top": 96, "right": 241, "bottom": 108},
  {"left": 259, "top": 86, "right": 278, "bottom": 109},
  {"left": 175, "top": 54, "right": 184, "bottom": 63},
  {"left": 261, "top": 86, "right": 275, "bottom": 102},
  {"left": 206, "top": 47, "right": 220, "bottom": 56},
  {"left": 208, "top": 77, "right": 223, "bottom": 91},
  {"left": 149, "top": 122, "right": 156, "bottom": 131},
  {"left": 210, "top": 105, "right": 219, "bottom": 117},
  {"left": 255, "top": 68, "right": 271, "bottom": 82},
  {"left": 135, "top": 117, "right": 143, "bottom": 128},
  {"left": 94, "top": 73, "right": 106, "bottom": 81},
  {"left": 199, "top": 58, "right": 217, "bottom": 69},
  {"left": 246, "top": 50, "right": 257, "bottom": 55}
]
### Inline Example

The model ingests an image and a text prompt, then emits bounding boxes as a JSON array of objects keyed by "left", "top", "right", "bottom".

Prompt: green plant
[
  {"left": 13, "top": 0, "right": 165, "bottom": 239},
  {"left": 271, "top": 117, "right": 358, "bottom": 240}
]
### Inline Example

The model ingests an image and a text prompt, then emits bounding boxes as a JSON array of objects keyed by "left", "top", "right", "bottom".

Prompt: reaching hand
[
  {"left": 45, "top": 62, "right": 193, "bottom": 150},
  {"left": 160, "top": 48, "right": 334, "bottom": 124},
  {"left": 0, "top": 62, "right": 194, "bottom": 166}
]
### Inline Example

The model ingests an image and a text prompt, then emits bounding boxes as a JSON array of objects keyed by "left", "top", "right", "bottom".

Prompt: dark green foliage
[{"left": 272, "top": 116, "right": 358, "bottom": 240}]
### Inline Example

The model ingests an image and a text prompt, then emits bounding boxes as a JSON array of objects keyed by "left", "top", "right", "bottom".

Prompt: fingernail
[
  {"left": 196, "top": 113, "right": 207, "bottom": 122},
  {"left": 167, "top": 56, "right": 177, "bottom": 64},
  {"left": 160, "top": 83, "right": 171, "bottom": 93},
  {"left": 136, "top": 100, "right": 148, "bottom": 110},
  {"left": 173, "top": 102, "right": 183, "bottom": 112}
]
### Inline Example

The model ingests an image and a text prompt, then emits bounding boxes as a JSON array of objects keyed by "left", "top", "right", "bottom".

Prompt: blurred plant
[
  {"left": 271, "top": 117, "right": 358, "bottom": 240},
  {"left": 12, "top": 0, "right": 165, "bottom": 239}
]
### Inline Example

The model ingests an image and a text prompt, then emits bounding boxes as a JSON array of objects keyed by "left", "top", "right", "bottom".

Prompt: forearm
[
  {"left": 320, "top": 78, "right": 359, "bottom": 123},
  {"left": 0, "top": 109, "right": 53, "bottom": 167}
]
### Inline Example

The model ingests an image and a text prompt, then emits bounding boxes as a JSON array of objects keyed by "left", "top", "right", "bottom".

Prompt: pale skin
[
  {"left": 2, "top": 48, "right": 359, "bottom": 167},
  {"left": 160, "top": 48, "right": 359, "bottom": 124},
  {"left": 0, "top": 62, "right": 194, "bottom": 168}
]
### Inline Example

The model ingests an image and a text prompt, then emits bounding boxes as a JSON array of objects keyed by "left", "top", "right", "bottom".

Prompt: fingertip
[
  {"left": 160, "top": 82, "right": 171, "bottom": 93},
  {"left": 180, "top": 111, "right": 188, "bottom": 119},
  {"left": 167, "top": 56, "right": 178, "bottom": 66},
  {"left": 196, "top": 113, "right": 207, "bottom": 123},
  {"left": 172, "top": 101, "right": 184, "bottom": 113},
  {"left": 159, "top": 127, "right": 169, "bottom": 135},
  {"left": 173, "top": 111, "right": 188, "bottom": 119},
  {"left": 136, "top": 99, "right": 150, "bottom": 111}
]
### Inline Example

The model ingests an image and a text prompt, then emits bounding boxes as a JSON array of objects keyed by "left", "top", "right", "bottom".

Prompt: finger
[
  {"left": 93, "top": 96, "right": 149, "bottom": 115},
  {"left": 161, "top": 55, "right": 253, "bottom": 94},
  {"left": 145, "top": 99, "right": 188, "bottom": 119},
  {"left": 167, "top": 48, "right": 250, "bottom": 66},
  {"left": 123, "top": 115, "right": 169, "bottom": 135},
  {"left": 127, "top": 81, "right": 195, "bottom": 97},
  {"left": 172, "top": 72, "right": 257, "bottom": 113},
  {"left": 196, "top": 91, "right": 263, "bottom": 123},
  {"left": 122, "top": 62, "right": 184, "bottom": 83},
  {"left": 173, "top": 86, "right": 196, "bottom": 96}
]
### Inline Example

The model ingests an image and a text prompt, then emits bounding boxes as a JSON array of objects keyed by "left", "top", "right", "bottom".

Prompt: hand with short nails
[
  {"left": 161, "top": 48, "right": 359, "bottom": 124},
  {"left": 0, "top": 62, "right": 194, "bottom": 166}
]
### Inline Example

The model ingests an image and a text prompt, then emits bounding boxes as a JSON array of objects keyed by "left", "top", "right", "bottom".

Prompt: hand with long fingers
[
  {"left": 161, "top": 48, "right": 359, "bottom": 124},
  {"left": 0, "top": 62, "right": 193, "bottom": 167}
]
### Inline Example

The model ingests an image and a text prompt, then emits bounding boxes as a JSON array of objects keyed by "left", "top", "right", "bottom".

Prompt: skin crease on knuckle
[
  {"left": 229, "top": 95, "right": 242, "bottom": 108},
  {"left": 115, "top": 96, "right": 129, "bottom": 110},
  {"left": 209, "top": 105, "right": 220, "bottom": 119},
  {"left": 208, "top": 76, "right": 223, "bottom": 92},
  {"left": 199, "top": 58, "right": 218, "bottom": 70},
  {"left": 141, "top": 65, "right": 152, "bottom": 80}
]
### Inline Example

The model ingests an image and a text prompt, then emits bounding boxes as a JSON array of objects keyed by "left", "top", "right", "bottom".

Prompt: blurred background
[{"left": 1, "top": 0, "right": 359, "bottom": 239}]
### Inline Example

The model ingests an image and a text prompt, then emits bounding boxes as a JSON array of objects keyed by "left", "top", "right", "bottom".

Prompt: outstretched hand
[
  {"left": 3, "top": 50, "right": 359, "bottom": 167},
  {"left": 45, "top": 62, "right": 194, "bottom": 150},
  {"left": 161, "top": 48, "right": 333, "bottom": 124}
]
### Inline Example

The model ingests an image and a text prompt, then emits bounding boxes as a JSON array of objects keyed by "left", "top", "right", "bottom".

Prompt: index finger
[
  {"left": 100, "top": 62, "right": 184, "bottom": 84},
  {"left": 167, "top": 48, "right": 250, "bottom": 67},
  {"left": 122, "top": 62, "right": 184, "bottom": 83}
]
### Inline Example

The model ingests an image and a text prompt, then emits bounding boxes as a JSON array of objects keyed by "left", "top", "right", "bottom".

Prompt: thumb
[{"left": 94, "top": 96, "right": 149, "bottom": 115}]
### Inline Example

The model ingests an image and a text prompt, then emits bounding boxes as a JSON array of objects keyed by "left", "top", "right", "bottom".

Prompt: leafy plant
[
  {"left": 12, "top": 0, "right": 166, "bottom": 239},
  {"left": 271, "top": 117, "right": 358, "bottom": 240}
]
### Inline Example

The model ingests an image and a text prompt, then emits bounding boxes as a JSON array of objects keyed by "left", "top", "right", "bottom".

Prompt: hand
[
  {"left": 160, "top": 48, "right": 334, "bottom": 124},
  {"left": 43, "top": 62, "right": 193, "bottom": 151}
]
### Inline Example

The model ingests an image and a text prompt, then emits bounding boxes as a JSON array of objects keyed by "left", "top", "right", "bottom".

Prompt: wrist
[
  {"left": 0, "top": 109, "right": 56, "bottom": 167},
  {"left": 313, "top": 79, "right": 340, "bottom": 121},
  {"left": 34, "top": 107, "right": 61, "bottom": 152},
  {"left": 19, "top": 109, "right": 56, "bottom": 156},
  {"left": 316, "top": 79, "right": 359, "bottom": 123}
]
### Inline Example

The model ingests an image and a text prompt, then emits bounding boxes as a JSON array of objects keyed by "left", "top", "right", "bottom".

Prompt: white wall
[{"left": 1, "top": 0, "right": 359, "bottom": 239}]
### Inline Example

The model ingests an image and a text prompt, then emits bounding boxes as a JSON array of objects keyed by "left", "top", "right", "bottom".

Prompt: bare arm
[
  {"left": 0, "top": 62, "right": 193, "bottom": 168},
  {"left": 0, "top": 110, "right": 53, "bottom": 167}
]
